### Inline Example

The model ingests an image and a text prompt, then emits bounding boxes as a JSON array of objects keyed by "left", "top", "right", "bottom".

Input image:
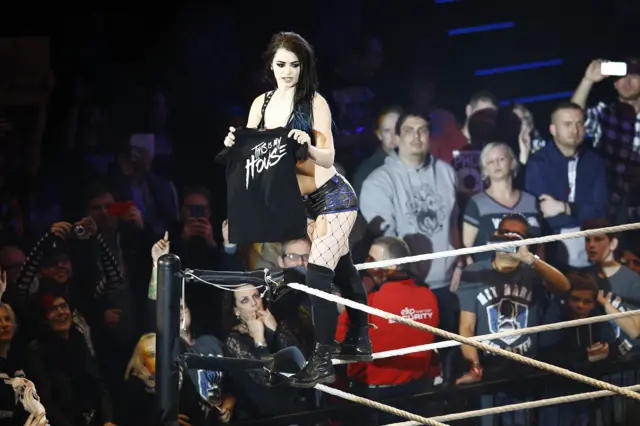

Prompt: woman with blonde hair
[
  {"left": 462, "top": 142, "right": 542, "bottom": 263},
  {"left": 0, "top": 294, "right": 48, "bottom": 426},
  {"left": 124, "top": 333, "right": 156, "bottom": 391}
]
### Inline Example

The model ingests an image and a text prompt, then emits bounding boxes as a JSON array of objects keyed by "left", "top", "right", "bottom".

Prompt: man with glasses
[{"left": 277, "top": 238, "right": 311, "bottom": 269}]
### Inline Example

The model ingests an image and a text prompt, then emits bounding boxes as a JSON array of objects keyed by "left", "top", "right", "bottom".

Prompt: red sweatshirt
[{"left": 336, "top": 278, "right": 440, "bottom": 386}]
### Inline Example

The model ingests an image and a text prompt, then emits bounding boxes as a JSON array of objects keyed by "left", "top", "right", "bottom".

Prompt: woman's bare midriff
[{"left": 296, "top": 159, "right": 336, "bottom": 196}]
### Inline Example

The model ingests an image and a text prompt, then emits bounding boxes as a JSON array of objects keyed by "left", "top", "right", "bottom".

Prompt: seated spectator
[
  {"left": 581, "top": 219, "right": 640, "bottom": 423},
  {"left": 539, "top": 270, "right": 616, "bottom": 366},
  {"left": 462, "top": 143, "right": 542, "bottom": 265},
  {"left": 12, "top": 219, "right": 126, "bottom": 352},
  {"left": 23, "top": 293, "right": 116, "bottom": 426},
  {"left": 0, "top": 301, "right": 31, "bottom": 425},
  {"left": 456, "top": 214, "right": 569, "bottom": 426},
  {"left": 336, "top": 236, "right": 439, "bottom": 426},
  {"left": 179, "top": 297, "right": 235, "bottom": 424},
  {"left": 222, "top": 284, "right": 306, "bottom": 419},
  {"left": 581, "top": 218, "right": 640, "bottom": 355},
  {"left": 538, "top": 270, "right": 616, "bottom": 426},
  {"left": 124, "top": 299, "right": 235, "bottom": 426},
  {"left": 123, "top": 334, "right": 156, "bottom": 426},
  {"left": 274, "top": 238, "right": 314, "bottom": 356}
]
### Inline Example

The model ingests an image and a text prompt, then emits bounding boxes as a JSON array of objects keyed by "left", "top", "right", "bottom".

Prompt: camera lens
[{"left": 73, "top": 225, "right": 86, "bottom": 237}]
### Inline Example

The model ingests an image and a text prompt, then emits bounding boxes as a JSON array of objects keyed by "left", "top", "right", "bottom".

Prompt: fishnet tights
[{"left": 307, "top": 211, "right": 357, "bottom": 270}]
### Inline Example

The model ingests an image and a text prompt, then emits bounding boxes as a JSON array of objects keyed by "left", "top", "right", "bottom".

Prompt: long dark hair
[{"left": 263, "top": 32, "right": 318, "bottom": 135}]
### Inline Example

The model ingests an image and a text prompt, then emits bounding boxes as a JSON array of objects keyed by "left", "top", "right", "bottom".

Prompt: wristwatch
[
  {"left": 529, "top": 254, "right": 540, "bottom": 267},
  {"left": 254, "top": 341, "right": 267, "bottom": 349}
]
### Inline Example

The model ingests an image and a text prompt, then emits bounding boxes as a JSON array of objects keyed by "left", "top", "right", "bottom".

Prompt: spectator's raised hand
[
  {"left": 152, "top": 232, "right": 170, "bottom": 266},
  {"left": 50, "top": 222, "right": 73, "bottom": 239},
  {"left": 246, "top": 313, "right": 266, "bottom": 344},
  {"left": 224, "top": 126, "right": 236, "bottom": 147},
  {"left": 257, "top": 308, "right": 277, "bottom": 331},
  {"left": 72, "top": 217, "right": 98, "bottom": 240},
  {"left": 222, "top": 219, "right": 230, "bottom": 246},
  {"left": 584, "top": 59, "right": 608, "bottom": 83},
  {"left": 587, "top": 342, "right": 609, "bottom": 362},
  {"left": 518, "top": 121, "right": 532, "bottom": 164},
  {"left": 122, "top": 204, "right": 144, "bottom": 229},
  {"left": 596, "top": 289, "right": 607, "bottom": 306},
  {"left": 184, "top": 218, "right": 215, "bottom": 247}
]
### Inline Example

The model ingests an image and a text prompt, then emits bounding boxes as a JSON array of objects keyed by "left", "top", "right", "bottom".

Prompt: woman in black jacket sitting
[{"left": 222, "top": 284, "right": 307, "bottom": 419}]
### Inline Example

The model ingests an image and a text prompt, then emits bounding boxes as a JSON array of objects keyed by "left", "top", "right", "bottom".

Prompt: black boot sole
[
  {"left": 333, "top": 353, "right": 373, "bottom": 362},
  {"left": 286, "top": 373, "right": 336, "bottom": 389}
]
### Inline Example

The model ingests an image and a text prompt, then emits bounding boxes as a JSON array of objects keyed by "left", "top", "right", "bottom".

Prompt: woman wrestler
[{"left": 223, "top": 32, "right": 371, "bottom": 388}]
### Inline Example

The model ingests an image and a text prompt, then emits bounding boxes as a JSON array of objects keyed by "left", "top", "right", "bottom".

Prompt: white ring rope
[
  {"left": 176, "top": 222, "right": 640, "bottom": 423},
  {"left": 315, "top": 383, "right": 449, "bottom": 426},
  {"left": 334, "top": 309, "right": 640, "bottom": 364},
  {"left": 288, "top": 282, "right": 640, "bottom": 402},
  {"left": 355, "top": 222, "right": 640, "bottom": 270},
  {"left": 384, "top": 384, "right": 640, "bottom": 425}
]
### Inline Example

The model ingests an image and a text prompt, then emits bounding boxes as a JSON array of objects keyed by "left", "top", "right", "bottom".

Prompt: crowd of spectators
[{"left": 1, "top": 30, "right": 640, "bottom": 426}]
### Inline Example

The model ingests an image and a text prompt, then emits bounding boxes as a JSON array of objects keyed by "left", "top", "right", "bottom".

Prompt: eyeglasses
[
  {"left": 47, "top": 302, "right": 70, "bottom": 313},
  {"left": 284, "top": 253, "right": 310, "bottom": 262}
]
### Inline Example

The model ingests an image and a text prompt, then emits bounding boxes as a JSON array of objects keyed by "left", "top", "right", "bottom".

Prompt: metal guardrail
[{"left": 228, "top": 356, "right": 640, "bottom": 426}]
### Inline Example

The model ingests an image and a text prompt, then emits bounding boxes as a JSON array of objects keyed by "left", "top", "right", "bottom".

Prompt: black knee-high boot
[
  {"left": 332, "top": 252, "right": 373, "bottom": 361},
  {"left": 286, "top": 263, "right": 337, "bottom": 388}
]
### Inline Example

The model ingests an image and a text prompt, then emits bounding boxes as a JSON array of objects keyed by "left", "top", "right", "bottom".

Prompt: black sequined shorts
[{"left": 302, "top": 174, "right": 359, "bottom": 220}]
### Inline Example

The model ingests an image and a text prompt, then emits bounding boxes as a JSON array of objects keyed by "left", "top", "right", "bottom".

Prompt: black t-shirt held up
[{"left": 216, "top": 127, "right": 308, "bottom": 245}]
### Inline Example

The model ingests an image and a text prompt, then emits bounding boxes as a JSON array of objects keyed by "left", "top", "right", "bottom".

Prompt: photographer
[
  {"left": 571, "top": 59, "right": 640, "bottom": 239},
  {"left": 455, "top": 213, "right": 569, "bottom": 425},
  {"left": 12, "top": 217, "right": 125, "bottom": 346},
  {"left": 456, "top": 213, "right": 569, "bottom": 383},
  {"left": 167, "top": 186, "right": 244, "bottom": 339}
]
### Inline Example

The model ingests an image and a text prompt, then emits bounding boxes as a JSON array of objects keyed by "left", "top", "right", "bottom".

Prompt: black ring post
[{"left": 157, "top": 254, "right": 181, "bottom": 425}]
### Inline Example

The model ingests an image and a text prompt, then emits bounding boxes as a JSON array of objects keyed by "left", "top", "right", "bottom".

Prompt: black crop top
[{"left": 258, "top": 91, "right": 315, "bottom": 145}]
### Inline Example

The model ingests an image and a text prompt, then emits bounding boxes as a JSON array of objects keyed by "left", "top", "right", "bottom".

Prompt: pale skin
[
  {"left": 462, "top": 143, "right": 545, "bottom": 265},
  {"left": 224, "top": 47, "right": 354, "bottom": 269},
  {"left": 462, "top": 144, "right": 520, "bottom": 258}
]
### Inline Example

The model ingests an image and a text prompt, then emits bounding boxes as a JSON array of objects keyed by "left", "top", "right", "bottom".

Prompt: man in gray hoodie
[{"left": 360, "top": 110, "right": 462, "bottom": 333}]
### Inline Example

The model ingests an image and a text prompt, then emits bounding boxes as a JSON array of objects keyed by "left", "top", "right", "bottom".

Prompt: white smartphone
[
  {"left": 601, "top": 61, "right": 627, "bottom": 77},
  {"left": 130, "top": 133, "right": 156, "bottom": 159}
]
